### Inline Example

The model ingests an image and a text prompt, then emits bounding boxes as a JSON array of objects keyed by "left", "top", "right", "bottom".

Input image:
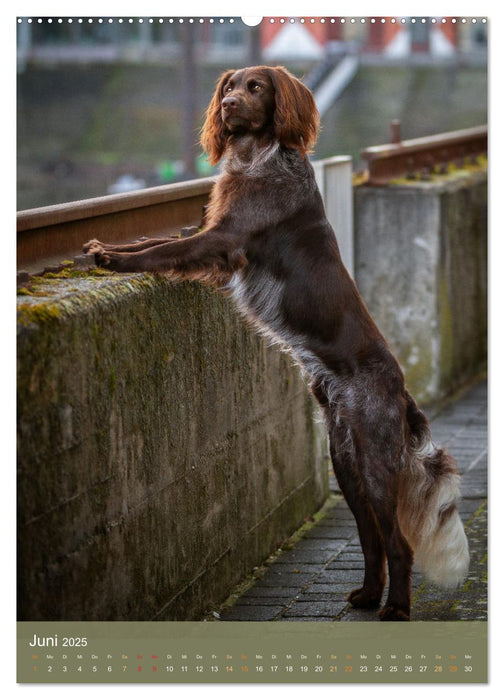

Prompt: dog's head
[{"left": 201, "top": 66, "right": 320, "bottom": 165}]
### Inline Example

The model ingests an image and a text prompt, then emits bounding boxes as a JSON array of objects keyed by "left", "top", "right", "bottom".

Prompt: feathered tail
[{"left": 397, "top": 394, "right": 470, "bottom": 588}]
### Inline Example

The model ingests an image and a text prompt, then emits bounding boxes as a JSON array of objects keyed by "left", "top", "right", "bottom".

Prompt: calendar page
[{"left": 16, "top": 11, "right": 488, "bottom": 686}]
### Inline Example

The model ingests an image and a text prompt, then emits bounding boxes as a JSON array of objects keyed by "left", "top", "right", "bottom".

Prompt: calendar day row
[{"left": 29, "top": 662, "right": 477, "bottom": 675}]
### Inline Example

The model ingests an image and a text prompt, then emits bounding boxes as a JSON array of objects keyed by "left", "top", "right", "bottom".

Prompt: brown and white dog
[{"left": 84, "top": 66, "right": 470, "bottom": 621}]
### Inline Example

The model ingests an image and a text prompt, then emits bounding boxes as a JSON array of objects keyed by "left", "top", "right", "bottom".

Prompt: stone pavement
[{"left": 217, "top": 380, "right": 488, "bottom": 622}]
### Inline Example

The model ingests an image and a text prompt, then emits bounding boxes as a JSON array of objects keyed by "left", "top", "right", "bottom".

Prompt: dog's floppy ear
[
  {"left": 200, "top": 70, "right": 234, "bottom": 165},
  {"left": 267, "top": 66, "right": 320, "bottom": 156}
]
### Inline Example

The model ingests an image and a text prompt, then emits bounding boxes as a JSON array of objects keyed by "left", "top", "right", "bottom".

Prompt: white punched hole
[{"left": 241, "top": 17, "right": 263, "bottom": 27}]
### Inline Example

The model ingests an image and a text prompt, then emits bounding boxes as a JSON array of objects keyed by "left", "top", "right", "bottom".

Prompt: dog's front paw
[
  {"left": 94, "top": 251, "right": 125, "bottom": 270},
  {"left": 83, "top": 240, "right": 123, "bottom": 271},
  {"left": 83, "top": 239, "right": 105, "bottom": 255},
  {"left": 95, "top": 251, "right": 137, "bottom": 272},
  {"left": 94, "top": 251, "right": 113, "bottom": 269}
]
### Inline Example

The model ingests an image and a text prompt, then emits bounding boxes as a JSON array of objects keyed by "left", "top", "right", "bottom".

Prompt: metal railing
[
  {"left": 17, "top": 177, "right": 214, "bottom": 275},
  {"left": 361, "top": 123, "right": 487, "bottom": 186}
]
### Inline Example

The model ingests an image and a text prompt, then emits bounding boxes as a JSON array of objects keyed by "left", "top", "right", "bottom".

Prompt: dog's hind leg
[
  {"left": 356, "top": 446, "right": 414, "bottom": 621},
  {"left": 328, "top": 424, "right": 387, "bottom": 610},
  {"left": 370, "top": 494, "right": 413, "bottom": 621}
]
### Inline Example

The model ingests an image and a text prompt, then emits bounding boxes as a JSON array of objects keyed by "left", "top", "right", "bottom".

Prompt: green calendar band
[{"left": 17, "top": 620, "right": 487, "bottom": 684}]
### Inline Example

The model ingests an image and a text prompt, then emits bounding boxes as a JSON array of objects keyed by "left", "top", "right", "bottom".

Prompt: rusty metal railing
[
  {"left": 361, "top": 123, "right": 487, "bottom": 186},
  {"left": 17, "top": 177, "right": 214, "bottom": 275}
]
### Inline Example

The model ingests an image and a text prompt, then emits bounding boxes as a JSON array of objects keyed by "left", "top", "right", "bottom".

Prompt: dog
[{"left": 84, "top": 65, "right": 470, "bottom": 621}]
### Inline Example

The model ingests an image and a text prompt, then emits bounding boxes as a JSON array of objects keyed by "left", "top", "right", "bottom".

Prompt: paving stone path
[{"left": 218, "top": 380, "right": 488, "bottom": 622}]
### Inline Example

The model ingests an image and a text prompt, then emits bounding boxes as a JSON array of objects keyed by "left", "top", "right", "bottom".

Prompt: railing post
[{"left": 313, "top": 155, "right": 354, "bottom": 277}]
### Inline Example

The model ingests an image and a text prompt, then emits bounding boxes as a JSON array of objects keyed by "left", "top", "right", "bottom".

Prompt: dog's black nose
[{"left": 222, "top": 96, "right": 239, "bottom": 110}]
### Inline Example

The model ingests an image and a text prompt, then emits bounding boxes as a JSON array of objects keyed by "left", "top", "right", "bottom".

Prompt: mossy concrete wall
[
  {"left": 17, "top": 275, "right": 328, "bottom": 621},
  {"left": 354, "top": 169, "right": 487, "bottom": 405}
]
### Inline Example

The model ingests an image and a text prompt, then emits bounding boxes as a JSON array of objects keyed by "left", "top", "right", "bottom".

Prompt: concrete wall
[
  {"left": 17, "top": 275, "right": 328, "bottom": 621},
  {"left": 354, "top": 169, "right": 487, "bottom": 405}
]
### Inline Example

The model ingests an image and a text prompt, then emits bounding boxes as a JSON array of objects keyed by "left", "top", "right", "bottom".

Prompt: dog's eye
[
  {"left": 224, "top": 84, "right": 233, "bottom": 93},
  {"left": 248, "top": 81, "right": 261, "bottom": 93}
]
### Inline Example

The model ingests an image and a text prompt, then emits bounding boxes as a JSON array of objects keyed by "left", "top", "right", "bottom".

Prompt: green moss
[
  {"left": 41, "top": 267, "right": 117, "bottom": 280},
  {"left": 279, "top": 495, "right": 338, "bottom": 550},
  {"left": 411, "top": 580, "right": 427, "bottom": 605},
  {"left": 16, "top": 274, "right": 166, "bottom": 330},
  {"left": 17, "top": 301, "right": 63, "bottom": 326},
  {"left": 464, "top": 500, "right": 487, "bottom": 529},
  {"left": 387, "top": 157, "right": 487, "bottom": 187},
  {"left": 461, "top": 578, "right": 473, "bottom": 593}
]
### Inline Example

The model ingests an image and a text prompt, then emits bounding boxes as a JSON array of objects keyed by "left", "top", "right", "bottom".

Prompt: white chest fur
[
  {"left": 227, "top": 270, "right": 329, "bottom": 389},
  {"left": 228, "top": 269, "right": 285, "bottom": 341}
]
